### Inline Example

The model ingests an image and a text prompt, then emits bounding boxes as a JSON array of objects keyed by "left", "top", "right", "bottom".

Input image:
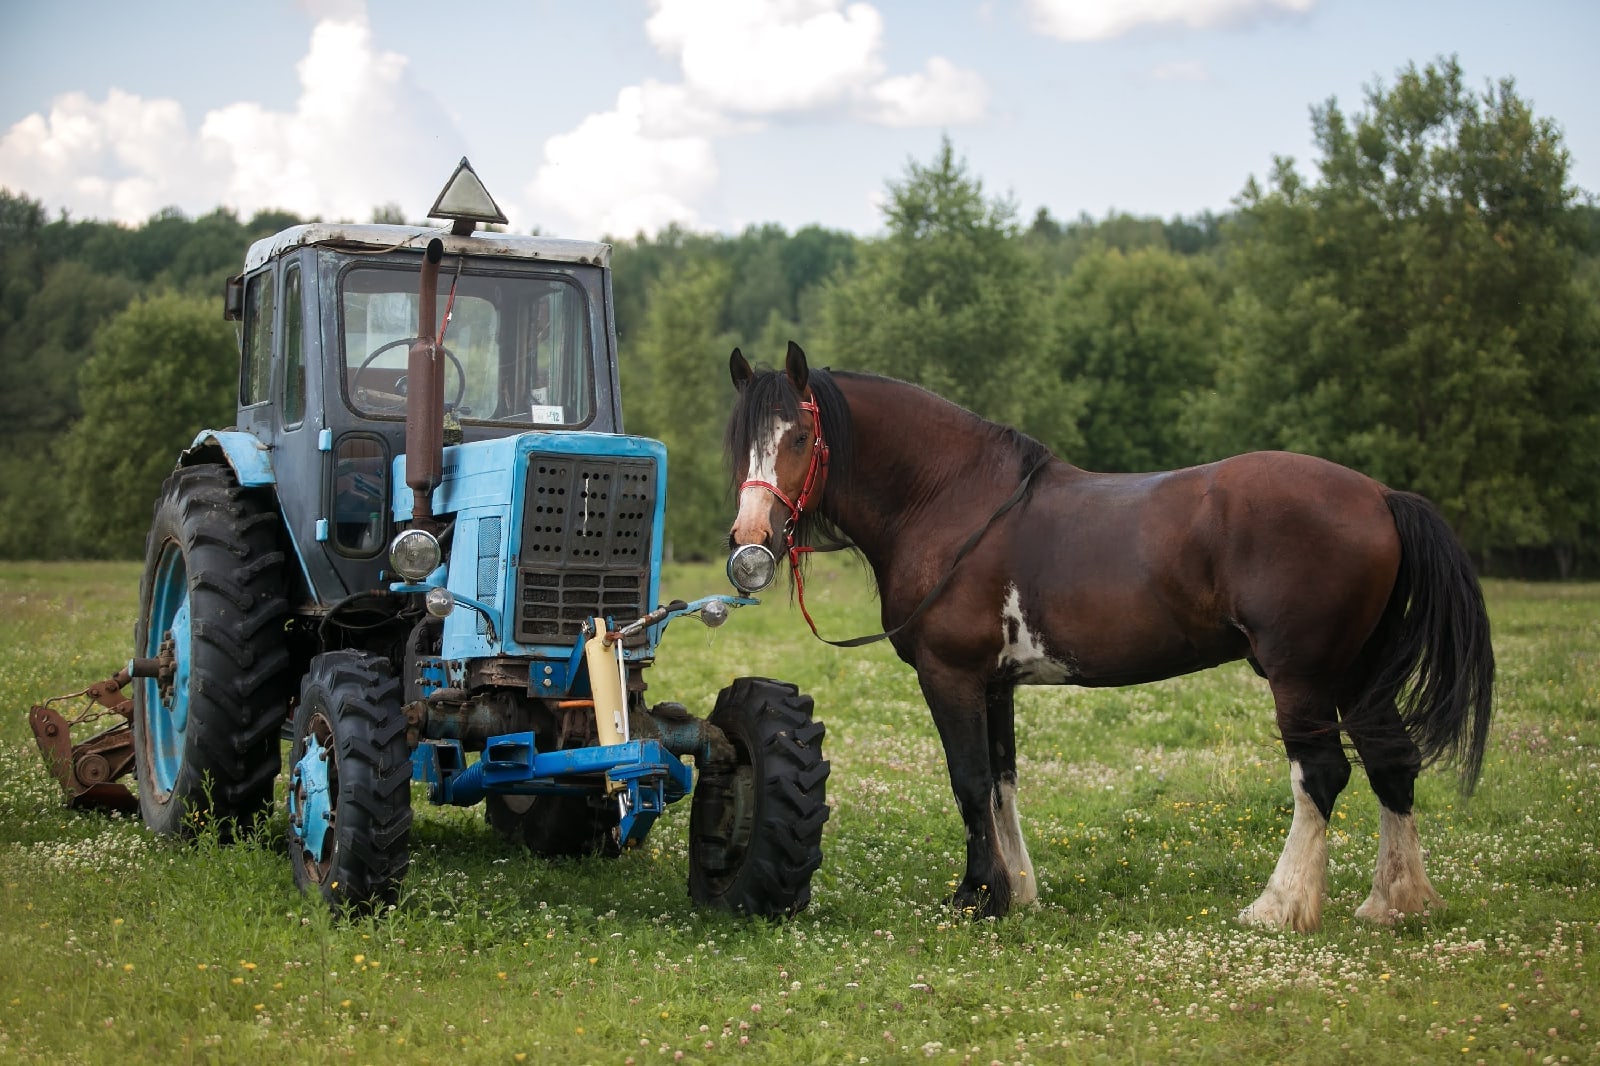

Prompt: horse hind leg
[
  {"left": 987, "top": 681, "right": 1037, "bottom": 906},
  {"left": 1238, "top": 679, "right": 1350, "bottom": 933},
  {"left": 1346, "top": 698, "right": 1443, "bottom": 923}
]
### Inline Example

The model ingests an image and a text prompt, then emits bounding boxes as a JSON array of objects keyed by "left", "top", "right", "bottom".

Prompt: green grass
[{"left": 2, "top": 557, "right": 1597, "bottom": 1064}]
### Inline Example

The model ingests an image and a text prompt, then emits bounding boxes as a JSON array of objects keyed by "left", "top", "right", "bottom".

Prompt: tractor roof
[{"left": 243, "top": 223, "right": 611, "bottom": 273}]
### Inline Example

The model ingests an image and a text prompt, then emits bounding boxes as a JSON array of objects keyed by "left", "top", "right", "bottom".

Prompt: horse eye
[{"left": 794, "top": 433, "right": 809, "bottom": 448}]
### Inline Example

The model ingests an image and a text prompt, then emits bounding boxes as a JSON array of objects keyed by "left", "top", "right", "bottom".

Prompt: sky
[{"left": 1, "top": 0, "right": 1595, "bottom": 242}]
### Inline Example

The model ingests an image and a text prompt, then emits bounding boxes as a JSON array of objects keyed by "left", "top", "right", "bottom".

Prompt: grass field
[{"left": 1, "top": 557, "right": 1596, "bottom": 1064}]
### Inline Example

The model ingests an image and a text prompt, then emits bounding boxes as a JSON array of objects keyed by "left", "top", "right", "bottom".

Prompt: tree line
[{"left": 2, "top": 57, "right": 1596, "bottom": 574}]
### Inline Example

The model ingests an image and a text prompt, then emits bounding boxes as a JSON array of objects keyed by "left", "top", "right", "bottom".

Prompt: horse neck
[{"left": 822, "top": 377, "right": 1024, "bottom": 572}]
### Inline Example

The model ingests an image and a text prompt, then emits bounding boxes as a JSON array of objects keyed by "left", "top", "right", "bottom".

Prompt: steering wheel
[{"left": 353, "top": 338, "right": 466, "bottom": 413}]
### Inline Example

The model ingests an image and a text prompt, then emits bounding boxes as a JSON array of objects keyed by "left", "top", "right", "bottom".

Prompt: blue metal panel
[
  {"left": 392, "top": 432, "right": 667, "bottom": 522},
  {"left": 411, "top": 734, "right": 694, "bottom": 848},
  {"left": 188, "top": 430, "right": 276, "bottom": 486},
  {"left": 393, "top": 430, "right": 669, "bottom": 667}
]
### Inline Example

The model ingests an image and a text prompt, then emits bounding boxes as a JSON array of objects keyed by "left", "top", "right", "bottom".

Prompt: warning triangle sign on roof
[{"left": 428, "top": 157, "right": 508, "bottom": 235}]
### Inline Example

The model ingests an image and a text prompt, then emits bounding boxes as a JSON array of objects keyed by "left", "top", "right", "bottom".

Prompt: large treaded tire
[
  {"left": 688, "top": 678, "right": 828, "bottom": 917},
  {"left": 485, "top": 793, "right": 621, "bottom": 859},
  {"left": 287, "top": 651, "right": 412, "bottom": 914},
  {"left": 132, "top": 463, "right": 290, "bottom": 838}
]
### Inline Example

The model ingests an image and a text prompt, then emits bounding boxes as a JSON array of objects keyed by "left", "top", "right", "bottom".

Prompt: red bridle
[{"left": 738, "top": 397, "right": 832, "bottom": 636}]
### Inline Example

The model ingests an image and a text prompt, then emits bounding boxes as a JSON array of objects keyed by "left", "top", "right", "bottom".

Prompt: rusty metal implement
[{"left": 27, "top": 660, "right": 161, "bottom": 813}]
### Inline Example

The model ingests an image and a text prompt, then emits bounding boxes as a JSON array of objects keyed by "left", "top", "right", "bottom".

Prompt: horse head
[{"left": 726, "top": 341, "right": 827, "bottom": 560}]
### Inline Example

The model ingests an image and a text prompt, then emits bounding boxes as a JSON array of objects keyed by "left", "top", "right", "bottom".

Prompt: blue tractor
[{"left": 30, "top": 161, "right": 824, "bottom": 917}]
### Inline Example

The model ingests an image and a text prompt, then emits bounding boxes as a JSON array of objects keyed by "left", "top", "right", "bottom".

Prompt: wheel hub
[{"left": 289, "top": 725, "right": 335, "bottom": 875}]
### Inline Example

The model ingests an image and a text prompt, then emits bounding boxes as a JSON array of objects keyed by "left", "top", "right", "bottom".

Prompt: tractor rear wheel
[
  {"left": 485, "top": 793, "right": 621, "bottom": 858},
  {"left": 688, "top": 678, "right": 828, "bottom": 917},
  {"left": 132, "top": 463, "right": 290, "bottom": 838},
  {"left": 287, "top": 651, "right": 413, "bottom": 914}
]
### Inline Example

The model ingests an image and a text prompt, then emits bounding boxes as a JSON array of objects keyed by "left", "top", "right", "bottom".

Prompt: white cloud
[
  {"left": 646, "top": 0, "right": 886, "bottom": 115},
  {"left": 520, "top": 0, "right": 989, "bottom": 237},
  {"left": 0, "top": 8, "right": 464, "bottom": 225},
  {"left": 2, "top": 0, "right": 990, "bottom": 238},
  {"left": 859, "top": 56, "right": 990, "bottom": 128},
  {"left": 522, "top": 87, "right": 717, "bottom": 240},
  {"left": 0, "top": 90, "right": 217, "bottom": 222},
  {"left": 1026, "top": 0, "right": 1315, "bottom": 42},
  {"left": 199, "top": 17, "right": 463, "bottom": 223}
]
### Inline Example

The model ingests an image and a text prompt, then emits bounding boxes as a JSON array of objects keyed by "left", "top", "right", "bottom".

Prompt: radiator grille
[
  {"left": 514, "top": 454, "right": 656, "bottom": 645},
  {"left": 475, "top": 517, "right": 503, "bottom": 636}
]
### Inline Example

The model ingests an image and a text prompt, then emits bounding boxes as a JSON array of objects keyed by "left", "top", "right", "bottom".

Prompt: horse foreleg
[
  {"left": 919, "top": 666, "right": 1012, "bottom": 918},
  {"left": 1239, "top": 685, "right": 1350, "bottom": 933},
  {"left": 986, "top": 681, "right": 1037, "bottom": 905},
  {"left": 1348, "top": 709, "right": 1442, "bottom": 923}
]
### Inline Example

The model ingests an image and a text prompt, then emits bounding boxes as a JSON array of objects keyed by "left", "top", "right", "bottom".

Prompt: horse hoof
[
  {"left": 1237, "top": 893, "right": 1321, "bottom": 933},
  {"left": 1354, "top": 890, "right": 1443, "bottom": 925},
  {"left": 944, "top": 887, "right": 1005, "bottom": 920}
]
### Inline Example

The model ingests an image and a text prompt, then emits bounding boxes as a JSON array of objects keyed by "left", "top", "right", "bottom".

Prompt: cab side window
[
  {"left": 331, "top": 434, "right": 388, "bottom": 556},
  {"left": 241, "top": 271, "right": 275, "bottom": 407},
  {"left": 281, "top": 264, "right": 306, "bottom": 426}
]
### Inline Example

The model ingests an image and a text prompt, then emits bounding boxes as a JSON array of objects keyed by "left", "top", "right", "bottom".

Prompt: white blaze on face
[{"left": 731, "top": 414, "right": 794, "bottom": 545}]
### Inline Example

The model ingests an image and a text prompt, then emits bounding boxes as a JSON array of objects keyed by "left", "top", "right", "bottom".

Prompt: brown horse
[{"left": 725, "top": 342, "right": 1493, "bottom": 932}]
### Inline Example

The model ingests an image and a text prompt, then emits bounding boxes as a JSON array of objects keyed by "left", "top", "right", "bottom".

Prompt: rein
[{"left": 741, "top": 396, "right": 1048, "bottom": 649}]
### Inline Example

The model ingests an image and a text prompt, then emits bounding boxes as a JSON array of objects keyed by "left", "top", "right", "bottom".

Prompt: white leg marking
[
  {"left": 1354, "top": 807, "right": 1443, "bottom": 923},
  {"left": 993, "top": 780, "right": 1037, "bottom": 905},
  {"left": 1239, "top": 761, "right": 1329, "bottom": 932},
  {"left": 731, "top": 416, "right": 793, "bottom": 544}
]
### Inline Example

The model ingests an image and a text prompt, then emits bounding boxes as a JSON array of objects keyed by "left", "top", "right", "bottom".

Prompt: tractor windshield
[{"left": 340, "top": 262, "right": 594, "bottom": 427}]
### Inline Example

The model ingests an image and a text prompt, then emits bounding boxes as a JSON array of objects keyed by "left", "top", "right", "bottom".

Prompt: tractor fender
[{"left": 181, "top": 430, "right": 276, "bottom": 487}]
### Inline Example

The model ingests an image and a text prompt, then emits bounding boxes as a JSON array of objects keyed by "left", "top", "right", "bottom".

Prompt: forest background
[{"left": 2, "top": 57, "right": 1596, "bottom": 575}]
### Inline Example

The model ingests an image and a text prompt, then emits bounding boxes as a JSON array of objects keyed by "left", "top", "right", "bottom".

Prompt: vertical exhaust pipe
[{"left": 407, "top": 238, "right": 445, "bottom": 526}]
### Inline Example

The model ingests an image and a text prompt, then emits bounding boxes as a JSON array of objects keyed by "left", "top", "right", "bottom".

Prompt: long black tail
[{"left": 1359, "top": 491, "right": 1495, "bottom": 794}]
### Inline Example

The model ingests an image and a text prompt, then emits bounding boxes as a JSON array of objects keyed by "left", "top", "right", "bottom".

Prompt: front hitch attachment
[{"left": 27, "top": 658, "right": 164, "bottom": 813}]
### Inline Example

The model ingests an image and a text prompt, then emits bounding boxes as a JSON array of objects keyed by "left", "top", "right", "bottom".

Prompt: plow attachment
[{"left": 27, "top": 662, "right": 160, "bottom": 814}]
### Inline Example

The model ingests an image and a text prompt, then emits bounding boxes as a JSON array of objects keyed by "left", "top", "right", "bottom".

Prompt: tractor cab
[{"left": 219, "top": 160, "right": 625, "bottom": 604}]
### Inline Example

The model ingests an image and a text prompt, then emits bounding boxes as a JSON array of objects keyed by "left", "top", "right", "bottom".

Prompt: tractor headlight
[
  {"left": 726, "top": 543, "right": 777, "bottom": 594},
  {"left": 389, "top": 528, "right": 442, "bottom": 582}
]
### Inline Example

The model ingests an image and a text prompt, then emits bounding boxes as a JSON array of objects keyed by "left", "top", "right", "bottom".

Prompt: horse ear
[
  {"left": 729, "top": 347, "right": 753, "bottom": 391},
  {"left": 784, "top": 341, "right": 809, "bottom": 394}
]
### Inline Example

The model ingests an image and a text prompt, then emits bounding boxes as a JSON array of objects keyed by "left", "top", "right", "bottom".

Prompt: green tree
[
  {"left": 819, "top": 138, "right": 1084, "bottom": 456},
  {"left": 1193, "top": 56, "right": 1600, "bottom": 564},
  {"left": 61, "top": 292, "right": 238, "bottom": 557},
  {"left": 0, "top": 260, "right": 139, "bottom": 457},
  {"left": 1053, "top": 247, "right": 1222, "bottom": 471},
  {"left": 624, "top": 260, "right": 739, "bottom": 560}
]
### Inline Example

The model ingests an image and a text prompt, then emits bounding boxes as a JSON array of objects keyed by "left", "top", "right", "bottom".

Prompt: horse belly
[{"left": 998, "top": 582, "right": 1245, "bottom": 687}]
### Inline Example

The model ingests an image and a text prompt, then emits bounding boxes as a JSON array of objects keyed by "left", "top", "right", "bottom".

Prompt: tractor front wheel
[
  {"left": 688, "top": 678, "right": 828, "bottom": 917},
  {"left": 287, "top": 651, "right": 412, "bottom": 914}
]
